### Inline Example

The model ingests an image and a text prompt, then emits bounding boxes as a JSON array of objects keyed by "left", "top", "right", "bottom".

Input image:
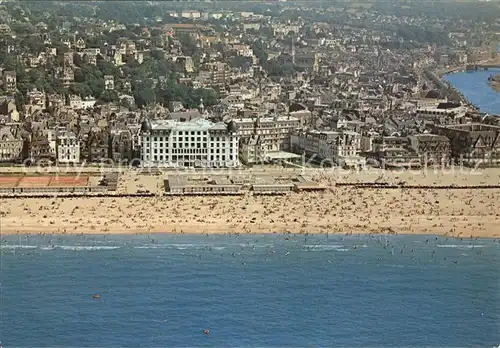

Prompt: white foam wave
[
  {"left": 303, "top": 244, "right": 345, "bottom": 251},
  {"left": 135, "top": 243, "right": 230, "bottom": 250},
  {"left": 58, "top": 246, "right": 120, "bottom": 251},
  {"left": 1, "top": 245, "right": 38, "bottom": 250},
  {"left": 335, "top": 248, "right": 350, "bottom": 252},
  {"left": 135, "top": 243, "right": 202, "bottom": 250},
  {"left": 437, "top": 244, "right": 485, "bottom": 249}
]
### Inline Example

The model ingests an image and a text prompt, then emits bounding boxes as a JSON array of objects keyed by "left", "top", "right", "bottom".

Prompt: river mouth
[{"left": 443, "top": 68, "right": 500, "bottom": 114}]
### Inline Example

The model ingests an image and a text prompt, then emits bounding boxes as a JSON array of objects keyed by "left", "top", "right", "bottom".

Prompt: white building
[
  {"left": 57, "top": 131, "right": 80, "bottom": 164},
  {"left": 140, "top": 118, "right": 240, "bottom": 168},
  {"left": 180, "top": 10, "right": 201, "bottom": 20},
  {"left": 291, "top": 129, "right": 366, "bottom": 168},
  {"left": 69, "top": 95, "right": 97, "bottom": 110},
  {"left": 416, "top": 105, "right": 467, "bottom": 120}
]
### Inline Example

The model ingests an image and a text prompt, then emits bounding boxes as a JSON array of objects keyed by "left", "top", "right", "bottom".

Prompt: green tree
[
  {"left": 99, "top": 89, "right": 119, "bottom": 103},
  {"left": 177, "top": 33, "right": 198, "bottom": 56}
]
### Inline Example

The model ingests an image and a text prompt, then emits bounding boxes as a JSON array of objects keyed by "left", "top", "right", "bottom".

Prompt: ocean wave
[
  {"left": 437, "top": 245, "right": 485, "bottom": 249},
  {"left": 134, "top": 243, "right": 204, "bottom": 250},
  {"left": 303, "top": 244, "right": 345, "bottom": 250},
  {"left": 134, "top": 243, "right": 231, "bottom": 250},
  {"left": 58, "top": 246, "right": 121, "bottom": 251},
  {"left": 0, "top": 245, "right": 38, "bottom": 250}
]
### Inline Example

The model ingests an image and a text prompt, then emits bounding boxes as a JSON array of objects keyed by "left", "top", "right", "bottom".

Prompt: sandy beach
[{"left": 1, "top": 168, "right": 500, "bottom": 238}]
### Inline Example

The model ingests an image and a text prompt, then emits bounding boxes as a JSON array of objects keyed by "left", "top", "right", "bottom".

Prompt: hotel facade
[
  {"left": 234, "top": 115, "right": 301, "bottom": 164},
  {"left": 140, "top": 118, "right": 240, "bottom": 168},
  {"left": 290, "top": 129, "right": 366, "bottom": 168}
]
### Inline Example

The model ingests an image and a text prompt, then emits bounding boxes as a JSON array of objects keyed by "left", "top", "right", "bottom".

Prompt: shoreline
[{"left": 1, "top": 229, "right": 498, "bottom": 239}]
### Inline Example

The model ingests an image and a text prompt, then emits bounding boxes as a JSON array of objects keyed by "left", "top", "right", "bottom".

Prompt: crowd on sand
[{"left": 1, "top": 169, "right": 499, "bottom": 238}]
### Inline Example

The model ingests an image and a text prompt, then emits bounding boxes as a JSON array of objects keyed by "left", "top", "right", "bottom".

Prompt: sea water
[
  {"left": 443, "top": 68, "right": 500, "bottom": 115},
  {"left": 1, "top": 233, "right": 499, "bottom": 347}
]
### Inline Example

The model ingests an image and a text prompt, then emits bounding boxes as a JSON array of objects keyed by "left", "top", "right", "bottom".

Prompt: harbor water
[
  {"left": 1, "top": 233, "right": 499, "bottom": 347},
  {"left": 443, "top": 68, "right": 500, "bottom": 115}
]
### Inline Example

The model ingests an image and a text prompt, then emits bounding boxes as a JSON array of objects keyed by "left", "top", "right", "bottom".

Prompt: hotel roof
[
  {"left": 233, "top": 116, "right": 300, "bottom": 124},
  {"left": 149, "top": 118, "right": 228, "bottom": 132}
]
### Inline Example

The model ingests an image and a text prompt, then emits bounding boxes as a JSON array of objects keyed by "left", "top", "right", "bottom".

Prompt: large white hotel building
[{"left": 140, "top": 118, "right": 241, "bottom": 168}]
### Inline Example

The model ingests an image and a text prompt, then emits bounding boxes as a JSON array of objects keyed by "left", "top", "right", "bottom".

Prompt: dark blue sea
[
  {"left": 1, "top": 233, "right": 499, "bottom": 347},
  {"left": 443, "top": 68, "right": 500, "bottom": 115}
]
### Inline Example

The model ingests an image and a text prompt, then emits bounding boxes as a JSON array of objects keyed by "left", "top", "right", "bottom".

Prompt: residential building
[
  {"left": 56, "top": 131, "right": 80, "bottom": 164},
  {"left": 0, "top": 126, "right": 24, "bottom": 162},
  {"left": 277, "top": 52, "right": 319, "bottom": 73},
  {"left": 69, "top": 95, "right": 97, "bottom": 110},
  {"left": 371, "top": 136, "right": 421, "bottom": 168},
  {"left": 2, "top": 71, "right": 16, "bottom": 93},
  {"left": 202, "top": 62, "right": 229, "bottom": 88},
  {"left": 290, "top": 129, "right": 366, "bottom": 167},
  {"left": 239, "top": 135, "right": 266, "bottom": 164},
  {"left": 140, "top": 118, "right": 240, "bottom": 168},
  {"left": 59, "top": 68, "right": 74, "bottom": 86},
  {"left": 173, "top": 56, "right": 195, "bottom": 73},
  {"left": 104, "top": 75, "right": 115, "bottom": 90},
  {"left": 30, "top": 131, "right": 52, "bottom": 161},
  {"left": 180, "top": 10, "right": 202, "bottom": 20},
  {"left": 61, "top": 51, "right": 74, "bottom": 67},
  {"left": 243, "top": 22, "right": 261, "bottom": 32},
  {"left": 233, "top": 115, "right": 301, "bottom": 153},
  {"left": 25, "top": 88, "right": 46, "bottom": 114},
  {"left": 431, "top": 123, "right": 500, "bottom": 167},
  {"left": 0, "top": 100, "right": 20, "bottom": 122},
  {"left": 408, "top": 134, "right": 451, "bottom": 166}
]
